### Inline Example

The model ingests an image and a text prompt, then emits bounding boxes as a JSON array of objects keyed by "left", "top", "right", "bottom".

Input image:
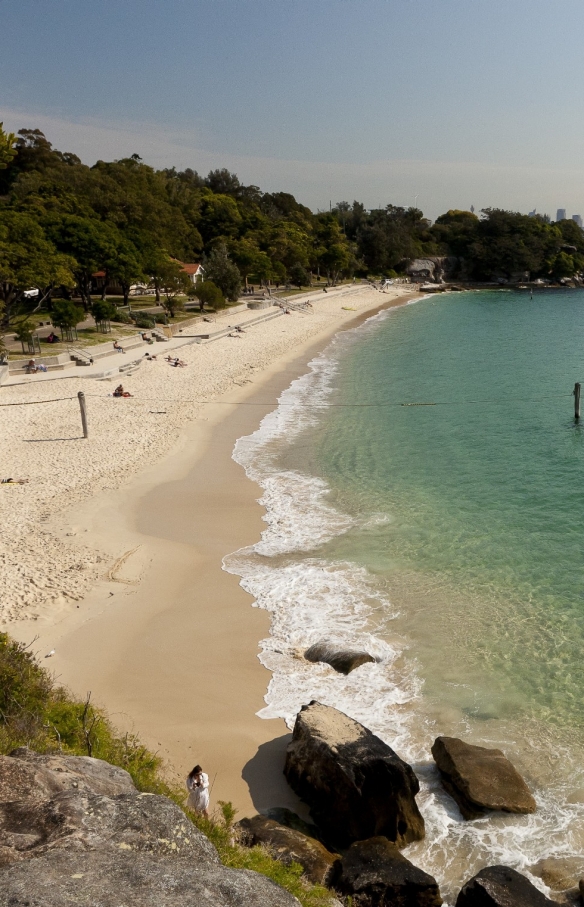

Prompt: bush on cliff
[{"left": 0, "top": 633, "right": 332, "bottom": 907}]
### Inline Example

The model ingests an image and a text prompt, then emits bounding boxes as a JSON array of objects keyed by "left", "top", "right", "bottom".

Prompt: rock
[
  {"left": 237, "top": 815, "right": 341, "bottom": 886},
  {"left": 456, "top": 866, "right": 557, "bottom": 907},
  {"left": 1, "top": 748, "right": 135, "bottom": 801},
  {"left": 531, "top": 857, "right": 584, "bottom": 893},
  {"left": 431, "top": 737, "right": 536, "bottom": 820},
  {"left": 337, "top": 836, "right": 442, "bottom": 907},
  {"left": 0, "top": 751, "right": 299, "bottom": 907},
  {"left": 264, "top": 807, "right": 321, "bottom": 840},
  {"left": 284, "top": 701, "right": 424, "bottom": 849},
  {"left": 304, "top": 641, "right": 376, "bottom": 675}
]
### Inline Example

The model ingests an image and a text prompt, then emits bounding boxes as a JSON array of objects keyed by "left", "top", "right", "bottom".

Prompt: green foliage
[
  {"left": 0, "top": 632, "right": 334, "bottom": 907},
  {"left": 204, "top": 244, "right": 242, "bottom": 301},
  {"left": 51, "top": 299, "right": 85, "bottom": 330},
  {"left": 90, "top": 299, "right": 116, "bottom": 324},
  {"left": 0, "top": 122, "right": 17, "bottom": 170},
  {"left": 13, "top": 319, "right": 35, "bottom": 342},
  {"left": 190, "top": 279, "right": 225, "bottom": 310},
  {"left": 288, "top": 263, "right": 310, "bottom": 288}
]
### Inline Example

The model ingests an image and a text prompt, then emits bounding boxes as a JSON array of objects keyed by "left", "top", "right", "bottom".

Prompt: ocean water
[{"left": 226, "top": 289, "right": 584, "bottom": 900}]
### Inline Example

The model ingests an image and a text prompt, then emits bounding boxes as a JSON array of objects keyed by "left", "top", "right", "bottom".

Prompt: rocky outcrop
[
  {"left": 456, "top": 866, "right": 557, "bottom": 907},
  {"left": 237, "top": 814, "right": 341, "bottom": 886},
  {"left": 264, "top": 807, "right": 321, "bottom": 840},
  {"left": 431, "top": 737, "right": 536, "bottom": 820},
  {"left": 337, "top": 836, "right": 442, "bottom": 907},
  {"left": 0, "top": 749, "right": 299, "bottom": 907},
  {"left": 304, "top": 641, "right": 376, "bottom": 675},
  {"left": 284, "top": 701, "right": 424, "bottom": 849}
]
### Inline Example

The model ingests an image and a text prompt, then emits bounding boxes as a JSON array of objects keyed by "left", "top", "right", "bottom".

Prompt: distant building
[
  {"left": 572, "top": 214, "right": 583, "bottom": 229},
  {"left": 178, "top": 262, "right": 204, "bottom": 284},
  {"left": 528, "top": 209, "right": 537, "bottom": 217},
  {"left": 557, "top": 208, "right": 567, "bottom": 222}
]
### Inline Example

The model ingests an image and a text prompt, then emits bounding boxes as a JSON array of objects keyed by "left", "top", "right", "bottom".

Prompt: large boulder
[
  {"left": 237, "top": 814, "right": 341, "bottom": 886},
  {"left": 304, "top": 641, "right": 376, "bottom": 675},
  {"left": 337, "top": 836, "right": 442, "bottom": 907},
  {"left": 456, "top": 866, "right": 557, "bottom": 907},
  {"left": 284, "top": 701, "right": 424, "bottom": 849},
  {"left": 0, "top": 748, "right": 135, "bottom": 802},
  {"left": 0, "top": 750, "right": 299, "bottom": 907},
  {"left": 431, "top": 737, "right": 536, "bottom": 820}
]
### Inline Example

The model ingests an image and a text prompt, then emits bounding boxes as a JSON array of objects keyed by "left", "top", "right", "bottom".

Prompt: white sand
[{"left": 1, "top": 285, "right": 413, "bottom": 625}]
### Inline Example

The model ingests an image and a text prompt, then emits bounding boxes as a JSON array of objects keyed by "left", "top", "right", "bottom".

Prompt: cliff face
[{"left": 0, "top": 749, "right": 299, "bottom": 907}]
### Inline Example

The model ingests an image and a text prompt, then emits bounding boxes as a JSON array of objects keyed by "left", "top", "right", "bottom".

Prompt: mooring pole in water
[
  {"left": 78, "top": 390, "right": 88, "bottom": 438},
  {"left": 574, "top": 383, "right": 581, "bottom": 422}
]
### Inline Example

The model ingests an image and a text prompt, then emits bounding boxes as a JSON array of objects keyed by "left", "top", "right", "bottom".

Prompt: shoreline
[{"left": 5, "top": 284, "right": 420, "bottom": 815}]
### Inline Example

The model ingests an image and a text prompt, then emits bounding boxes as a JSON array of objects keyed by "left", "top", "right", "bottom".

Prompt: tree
[
  {"left": 156, "top": 259, "right": 190, "bottom": 317},
  {"left": 288, "top": 263, "right": 310, "bottom": 288},
  {"left": 51, "top": 300, "right": 85, "bottom": 340},
  {"left": 47, "top": 215, "right": 119, "bottom": 308},
  {"left": 0, "top": 211, "right": 76, "bottom": 329},
  {"left": 0, "top": 123, "right": 16, "bottom": 169},
  {"left": 104, "top": 238, "right": 144, "bottom": 305},
  {"left": 90, "top": 299, "right": 116, "bottom": 332},
  {"left": 190, "top": 279, "right": 224, "bottom": 311},
  {"left": 204, "top": 244, "right": 242, "bottom": 301}
]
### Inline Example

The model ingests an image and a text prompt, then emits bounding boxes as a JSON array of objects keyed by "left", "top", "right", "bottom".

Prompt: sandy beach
[{"left": 2, "top": 283, "right": 418, "bottom": 815}]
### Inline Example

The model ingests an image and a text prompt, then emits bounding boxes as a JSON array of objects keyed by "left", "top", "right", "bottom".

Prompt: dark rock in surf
[
  {"left": 531, "top": 856, "right": 584, "bottom": 894},
  {"left": 284, "top": 701, "right": 424, "bottom": 849},
  {"left": 304, "top": 641, "right": 376, "bottom": 675},
  {"left": 337, "top": 836, "right": 442, "bottom": 907},
  {"left": 456, "top": 866, "right": 557, "bottom": 907},
  {"left": 237, "top": 814, "right": 341, "bottom": 886},
  {"left": 431, "top": 736, "right": 536, "bottom": 820}
]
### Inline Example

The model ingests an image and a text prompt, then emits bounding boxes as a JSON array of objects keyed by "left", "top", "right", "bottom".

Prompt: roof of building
[{"left": 179, "top": 262, "right": 203, "bottom": 275}]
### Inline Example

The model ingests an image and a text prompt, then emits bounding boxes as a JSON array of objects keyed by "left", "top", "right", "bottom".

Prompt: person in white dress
[{"left": 186, "top": 764, "right": 210, "bottom": 817}]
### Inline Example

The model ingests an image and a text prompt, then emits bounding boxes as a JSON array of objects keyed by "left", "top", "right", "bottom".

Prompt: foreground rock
[
  {"left": 0, "top": 749, "right": 299, "bottom": 907},
  {"left": 304, "top": 641, "right": 376, "bottom": 675},
  {"left": 284, "top": 701, "right": 424, "bottom": 849},
  {"left": 237, "top": 814, "right": 341, "bottom": 886},
  {"left": 337, "top": 836, "right": 442, "bottom": 907},
  {"left": 456, "top": 866, "right": 557, "bottom": 907},
  {"left": 431, "top": 737, "right": 536, "bottom": 820}
]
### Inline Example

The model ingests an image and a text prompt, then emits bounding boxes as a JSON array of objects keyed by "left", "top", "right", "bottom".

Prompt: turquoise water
[
  {"left": 231, "top": 289, "right": 584, "bottom": 896},
  {"left": 293, "top": 289, "right": 584, "bottom": 731}
]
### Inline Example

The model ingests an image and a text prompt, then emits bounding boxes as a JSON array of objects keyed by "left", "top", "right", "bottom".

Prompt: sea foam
[{"left": 225, "top": 307, "right": 584, "bottom": 903}]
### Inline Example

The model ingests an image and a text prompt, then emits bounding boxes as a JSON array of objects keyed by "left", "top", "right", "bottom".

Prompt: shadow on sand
[{"left": 242, "top": 734, "right": 311, "bottom": 821}]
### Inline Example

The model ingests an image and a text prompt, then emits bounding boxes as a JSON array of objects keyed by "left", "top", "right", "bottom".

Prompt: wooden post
[
  {"left": 575, "top": 383, "right": 581, "bottom": 422},
  {"left": 78, "top": 391, "right": 88, "bottom": 438}
]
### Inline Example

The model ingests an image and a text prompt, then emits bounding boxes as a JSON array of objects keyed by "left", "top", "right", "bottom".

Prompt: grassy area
[{"left": 0, "top": 633, "right": 334, "bottom": 907}]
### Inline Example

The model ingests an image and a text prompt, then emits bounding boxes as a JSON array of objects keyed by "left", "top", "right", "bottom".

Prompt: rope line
[
  {"left": 0, "top": 393, "right": 574, "bottom": 409},
  {"left": 0, "top": 396, "right": 76, "bottom": 407}
]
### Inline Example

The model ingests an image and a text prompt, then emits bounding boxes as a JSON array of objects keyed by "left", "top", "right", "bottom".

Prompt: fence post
[{"left": 78, "top": 391, "right": 88, "bottom": 438}]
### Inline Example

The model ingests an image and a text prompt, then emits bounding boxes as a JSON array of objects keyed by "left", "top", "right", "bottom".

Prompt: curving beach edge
[{"left": 2, "top": 283, "right": 419, "bottom": 816}]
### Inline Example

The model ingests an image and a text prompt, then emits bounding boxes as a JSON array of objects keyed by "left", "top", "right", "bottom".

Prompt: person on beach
[
  {"left": 113, "top": 340, "right": 125, "bottom": 353},
  {"left": 113, "top": 384, "right": 132, "bottom": 397},
  {"left": 26, "top": 359, "right": 37, "bottom": 373},
  {"left": 186, "top": 765, "right": 209, "bottom": 817}
]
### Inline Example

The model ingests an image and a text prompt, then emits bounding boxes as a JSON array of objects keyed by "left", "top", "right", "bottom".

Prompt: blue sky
[{"left": 2, "top": 0, "right": 584, "bottom": 218}]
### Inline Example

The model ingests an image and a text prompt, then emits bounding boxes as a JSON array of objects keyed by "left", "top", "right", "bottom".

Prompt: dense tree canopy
[{"left": 1, "top": 126, "right": 583, "bottom": 341}]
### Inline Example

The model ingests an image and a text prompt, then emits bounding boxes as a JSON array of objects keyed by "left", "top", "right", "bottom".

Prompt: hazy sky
[{"left": 2, "top": 0, "right": 584, "bottom": 219}]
